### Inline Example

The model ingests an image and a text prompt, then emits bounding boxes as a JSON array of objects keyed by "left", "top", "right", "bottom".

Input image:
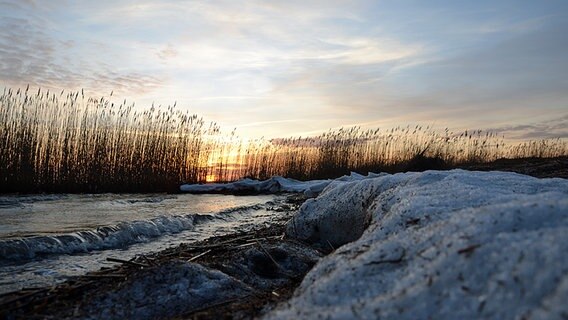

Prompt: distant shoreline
[{"left": 2, "top": 156, "right": 566, "bottom": 195}]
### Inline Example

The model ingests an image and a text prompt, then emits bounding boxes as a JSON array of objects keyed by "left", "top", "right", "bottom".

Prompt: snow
[
  {"left": 180, "top": 176, "right": 328, "bottom": 195},
  {"left": 266, "top": 170, "right": 568, "bottom": 319},
  {"left": 82, "top": 262, "right": 251, "bottom": 319},
  {"left": 73, "top": 241, "right": 322, "bottom": 319},
  {"left": 180, "top": 173, "right": 386, "bottom": 197}
]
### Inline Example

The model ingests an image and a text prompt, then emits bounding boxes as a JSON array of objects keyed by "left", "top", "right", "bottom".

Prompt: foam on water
[
  {"left": 0, "top": 194, "right": 286, "bottom": 294},
  {"left": 0, "top": 204, "right": 265, "bottom": 262}
]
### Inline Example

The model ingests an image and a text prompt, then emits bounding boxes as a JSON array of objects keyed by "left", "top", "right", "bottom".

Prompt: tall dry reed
[
  {"left": 229, "top": 126, "right": 568, "bottom": 180},
  {"left": 0, "top": 86, "right": 221, "bottom": 192},
  {"left": 1, "top": 86, "right": 566, "bottom": 192}
]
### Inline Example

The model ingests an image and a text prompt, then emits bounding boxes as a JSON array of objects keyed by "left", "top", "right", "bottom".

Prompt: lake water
[{"left": 0, "top": 193, "right": 288, "bottom": 294}]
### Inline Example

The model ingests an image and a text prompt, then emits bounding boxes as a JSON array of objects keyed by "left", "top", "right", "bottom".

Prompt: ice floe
[{"left": 180, "top": 172, "right": 386, "bottom": 197}]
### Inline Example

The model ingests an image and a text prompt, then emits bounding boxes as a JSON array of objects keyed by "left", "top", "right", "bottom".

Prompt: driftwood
[
  {"left": 256, "top": 239, "right": 295, "bottom": 278},
  {"left": 81, "top": 274, "right": 127, "bottom": 279},
  {"left": 187, "top": 249, "right": 212, "bottom": 262},
  {"left": 0, "top": 288, "right": 49, "bottom": 309},
  {"left": 106, "top": 257, "right": 150, "bottom": 268}
]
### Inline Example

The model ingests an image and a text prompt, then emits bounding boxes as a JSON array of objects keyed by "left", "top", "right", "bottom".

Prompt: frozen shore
[
  {"left": 1, "top": 196, "right": 315, "bottom": 319},
  {"left": 4, "top": 168, "right": 567, "bottom": 319},
  {"left": 267, "top": 169, "right": 568, "bottom": 319}
]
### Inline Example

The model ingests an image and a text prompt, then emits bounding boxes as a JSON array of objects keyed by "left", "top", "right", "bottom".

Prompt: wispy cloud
[
  {"left": 1, "top": 0, "right": 567, "bottom": 139},
  {"left": 0, "top": 1, "right": 164, "bottom": 96},
  {"left": 486, "top": 114, "right": 568, "bottom": 140}
]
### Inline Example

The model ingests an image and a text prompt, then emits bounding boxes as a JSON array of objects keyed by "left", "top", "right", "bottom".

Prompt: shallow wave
[
  {"left": 0, "top": 194, "right": 68, "bottom": 208},
  {"left": 0, "top": 203, "right": 264, "bottom": 263},
  {"left": 117, "top": 195, "right": 178, "bottom": 204}
]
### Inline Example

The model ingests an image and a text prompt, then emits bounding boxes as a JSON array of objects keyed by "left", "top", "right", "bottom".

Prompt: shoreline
[
  {"left": 1, "top": 195, "right": 322, "bottom": 319},
  {"left": 2, "top": 158, "right": 567, "bottom": 319},
  {"left": 2, "top": 156, "right": 566, "bottom": 195}
]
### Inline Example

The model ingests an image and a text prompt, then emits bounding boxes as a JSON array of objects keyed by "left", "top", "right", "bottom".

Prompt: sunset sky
[{"left": 1, "top": 0, "right": 567, "bottom": 139}]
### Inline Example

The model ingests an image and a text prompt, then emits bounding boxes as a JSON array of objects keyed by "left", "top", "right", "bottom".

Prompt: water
[{"left": 0, "top": 193, "right": 289, "bottom": 294}]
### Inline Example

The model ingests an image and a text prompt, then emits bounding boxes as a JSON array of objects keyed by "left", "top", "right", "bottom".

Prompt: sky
[{"left": 1, "top": 0, "right": 567, "bottom": 140}]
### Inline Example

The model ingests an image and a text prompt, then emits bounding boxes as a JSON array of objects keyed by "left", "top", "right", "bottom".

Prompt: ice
[
  {"left": 82, "top": 262, "right": 251, "bottom": 319},
  {"left": 180, "top": 172, "right": 384, "bottom": 196},
  {"left": 180, "top": 176, "right": 332, "bottom": 195},
  {"left": 267, "top": 170, "right": 568, "bottom": 319}
]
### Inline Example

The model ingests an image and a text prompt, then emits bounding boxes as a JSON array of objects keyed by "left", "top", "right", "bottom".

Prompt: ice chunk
[
  {"left": 82, "top": 262, "right": 251, "bottom": 319},
  {"left": 268, "top": 170, "right": 568, "bottom": 319}
]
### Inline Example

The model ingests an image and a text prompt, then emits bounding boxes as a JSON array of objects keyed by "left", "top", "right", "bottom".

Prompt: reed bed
[
  {"left": 0, "top": 86, "right": 223, "bottom": 192},
  {"left": 231, "top": 127, "right": 568, "bottom": 180},
  {"left": 1, "top": 86, "right": 566, "bottom": 193}
]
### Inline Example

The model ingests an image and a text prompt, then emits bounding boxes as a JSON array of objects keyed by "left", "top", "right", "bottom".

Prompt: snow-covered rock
[{"left": 268, "top": 170, "right": 568, "bottom": 319}]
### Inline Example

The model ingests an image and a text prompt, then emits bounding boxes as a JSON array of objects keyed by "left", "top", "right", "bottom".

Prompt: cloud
[
  {"left": 1, "top": 0, "right": 567, "bottom": 140},
  {"left": 0, "top": 0, "right": 419, "bottom": 115},
  {"left": 338, "top": 17, "right": 568, "bottom": 129},
  {"left": 486, "top": 114, "right": 568, "bottom": 140},
  {"left": 156, "top": 44, "right": 179, "bottom": 61},
  {"left": 0, "top": 1, "right": 164, "bottom": 96},
  {"left": 315, "top": 37, "right": 421, "bottom": 65}
]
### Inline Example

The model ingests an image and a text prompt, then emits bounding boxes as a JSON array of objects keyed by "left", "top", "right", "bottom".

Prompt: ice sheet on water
[
  {"left": 180, "top": 172, "right": 387, "bottom": 197},
  {"left": 267, "top": 170, "right": 568, "bottom": 319}
]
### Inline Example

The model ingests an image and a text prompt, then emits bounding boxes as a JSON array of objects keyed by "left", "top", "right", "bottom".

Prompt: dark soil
[
  {"left": 458, "top": 156, "right": 568, "bottom": 179},
  {"left": 399, "top": 155, "right": 568, "bottom": 179}
]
